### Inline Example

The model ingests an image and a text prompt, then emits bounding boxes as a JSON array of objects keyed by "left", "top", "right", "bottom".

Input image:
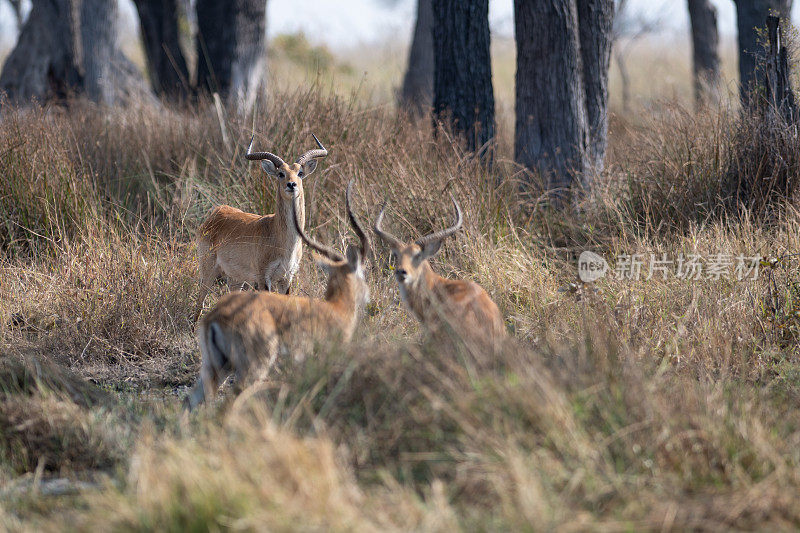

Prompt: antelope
[
  {"left": 373, "top": 196, "right": 505, "bottom": 346},
  {"left": 185, "top": 181, "right": 370, "bottom": 410},
  {"left": 192, "top": 134, "right": 328, "bottom": 322}
]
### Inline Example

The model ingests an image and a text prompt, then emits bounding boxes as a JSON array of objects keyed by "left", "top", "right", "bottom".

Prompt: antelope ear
[
  {"left": 418, "top": 239, "right": 442, "bottom": 260},
  {"left": 300, "top": 159, "right": 318, "bottom": 178},
  {"left": 261, "top": 160, "right": 279, "bottom": 177}
]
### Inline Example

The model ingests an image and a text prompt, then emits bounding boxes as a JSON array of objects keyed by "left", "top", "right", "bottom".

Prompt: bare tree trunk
[
  {"left": 514, "top": 0, "right": 589, "bottom": 197},
  {"left": 615, "top": 50, "right": 631, "bottom": 114},
  {"left": 0, "top": 0, "right": 81, "bottom": 103},
  {"left": 576, "top": 0, "right": 614, "bottom": 178},
  {"left": 734, "top": 0, "right": 783, "bottom": 107},
  {"left": 688, "top": 0, "right": 721, "bottom": 106},
  {"left": 196, "top": 0, "right": 266, "bottom": 110},
  {"left": 80, "top": 0, "right": 116, "bottom": 104},
  {"left": 81, "top": 0, "right": 151, "bottom": 105},
  {"left": 432, "top": 0, "right": 495, "bottom": 156},
  {"left": 764, "top": 15, "right": 797, "bottom": 122},
  {"left": 0, "top": 0, "right": 150, "bottom": 105},
  {"left": 400, "top": 0, "right": 434, "bottom": 115},
  {"left": 133, "top": 0, "right": 190, "bottom": 99}
]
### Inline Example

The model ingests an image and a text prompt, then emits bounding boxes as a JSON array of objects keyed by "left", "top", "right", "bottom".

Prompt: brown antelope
[
  {"left": 185, "top": 181, "right": 370, "bottom": 410},
  {"left": 192, "top": 134, "right": 328, "bottom": 322},
  {"left": 373, "top": 197, "right": 505, "bottom": 346}
]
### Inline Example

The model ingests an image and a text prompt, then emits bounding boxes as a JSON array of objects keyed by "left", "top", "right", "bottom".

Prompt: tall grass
[{"left": 2, "top": 86, "right": 800, "bottom": 530}]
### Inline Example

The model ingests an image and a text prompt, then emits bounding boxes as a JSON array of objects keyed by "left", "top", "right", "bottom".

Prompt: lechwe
[
  {"left": 192, "top": 134, "right": 328, "bottom": 321},
  {"left": 185, "top": 181, "right": 370, "bottom": 410},
  {"left": 372, "top": 196, "right": 505, "bottom": 347}
]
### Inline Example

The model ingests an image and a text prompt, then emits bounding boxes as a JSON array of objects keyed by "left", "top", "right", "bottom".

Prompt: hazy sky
[
  {"left": 1, "top": 0, "right": 800, "bottom": 52},
  {"left": 264, "top": 0, "right": 800, "bottom": 49}
]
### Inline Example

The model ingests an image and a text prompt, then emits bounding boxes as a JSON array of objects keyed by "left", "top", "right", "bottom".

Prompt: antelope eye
[
  {"left": 278, "top": 172, "right": 285, "bottom": 178},
  {"left": 298, "top": 171, "right": 304, "bottom": 178}
]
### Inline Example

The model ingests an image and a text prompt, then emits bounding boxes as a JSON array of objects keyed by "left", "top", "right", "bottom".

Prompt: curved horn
[
  {"left": 295, "top": 133, "right": 328, "bottom": 166},
  {"left": 291, "top": 198, "right": 344, "bottom": 263},
  {"left": 415, "top": 194, "right": 463, "bottom": 249},
  {"left": 372, "top": 202, "right": 403, "bottom": 249},
  {"left": 245, "top": 135, "right": 287, "bottom": 169},
  {"left": 345, "top": 180, "right": 370, "bottom": 261}
]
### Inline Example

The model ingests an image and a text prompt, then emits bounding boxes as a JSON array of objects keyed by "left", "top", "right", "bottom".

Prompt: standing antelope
[
  {"left": 192, "top": 134, "right": 328, "bottom": 322},
  {"left": 185, "top": 181, "right": 370, "bottom": 410},
  {"left": 373, "top": 196, "right": 505, "bottom": 346}
]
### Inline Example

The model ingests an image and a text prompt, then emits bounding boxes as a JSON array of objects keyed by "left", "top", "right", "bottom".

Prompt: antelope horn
[
  {"left": 245, "top": 135, "right": 287, "bottom": 169},
  {"left": 415, "top": 194, "right": 463, "bottom": 249},
  {"left": 372, "top": 202, "right": 403, "bottom": 249},
  {"left": 295, "top": 133, "right": 328, "bottom": 166},
  {"left": 291, "top": 197, "right": 344, "bottom": 264},
  {"left": 345, "top": 180, "right": 370, "bottom": 261}
]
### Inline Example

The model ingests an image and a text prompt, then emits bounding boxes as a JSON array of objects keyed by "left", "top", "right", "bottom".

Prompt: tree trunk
[
  {"left": 80, "top": 0, "right": 116, "bottom": 105},
  {"left": 0, "top": 0, "right": 81, "bottom": 103},
  {"left": 400, "top": 0, "right": 434, "bottom": 115},
  {"left": 734, "top": 0, "right": 783, "bottom": 107},
  {"left": 81, "top": 0, "right": 152, "bottom": 105},
  {"left": 688, "top": 0, "right": 721, "bottom": 106},
  {"left": 133, "top": 0, "right": 190, "bottom": 99},
  {"left": 764, "top": 15, "right": 797, "bottom": 122},
  {"left": 514, "top": 0, "right": 589, "bottom": 196},
  {"left": 196, "top": 0, "right": 266, "bottom": 110},
  {"left": 576, "top": 0, "right": 614, "bottom": 176},
  {"left": 432, "top": 0, "right": 495, "bottom": 156},
  {"left": 0, "top": 0, "right": 150, "bottom": 106},
  {"left": 615, "top": 50, "right": 631, "bottom": 114}
]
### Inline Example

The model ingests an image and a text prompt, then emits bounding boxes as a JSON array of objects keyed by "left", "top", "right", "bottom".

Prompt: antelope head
[
  {"left": 373, "top": 195, "right": 463, "bottom": 288},
  {"left": 293, "top": 181, "right": 371, "bottom": 309},
  {"left": 246, "top": 133, "right": 328, "bottom": 201}
]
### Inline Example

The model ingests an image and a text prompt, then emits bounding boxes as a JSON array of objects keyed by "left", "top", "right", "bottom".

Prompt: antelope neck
[
  {"left": 275, "top": 191, "right": 304, "bottom": 239},
  {"left": 405, "top": 262, "right": 440, "bottom": 311}
]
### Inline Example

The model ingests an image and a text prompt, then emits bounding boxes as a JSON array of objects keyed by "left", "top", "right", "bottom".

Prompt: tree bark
[
  {"left": 0, "top": 0, "right": 150, "bottom": 105},
  {"left": 196, "top": 0, "right": 266, "bottom": 110},
  {"left": 576, "top": 0, "right": 614, "bottom": 176},
  {"left": 432, "top": 0, "right": 495, "bottom": 156},
  {"left": 734, "top": 0, "right": 783, "bottom": 107},
  {"left": 81, "top": 0, "right": 152, "bottom": 105},
  {"left": 80, "top": 0, "right": 116, "bottom": 105},
  {"left": 0, "top": 0, "right": 81, "bottom": 103},
  {"left": 133, "top": 0, "right": 190, "bottom": 99},
  {"left": 400, "top": 0, "right": 434, "bottom": 115},
  {"left": 764, "top": 14, "right": 797, "bottom": 122},
  {"left": 688, "top": 0, "right": 721, "bottom": 106},
  {"left": 514, "top": 0, "right": 589, "bottom": 195}
]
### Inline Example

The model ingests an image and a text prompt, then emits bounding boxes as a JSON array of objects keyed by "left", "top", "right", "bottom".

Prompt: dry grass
[{"left": 2, "top": 63, "right": 800, "bottom": 530}]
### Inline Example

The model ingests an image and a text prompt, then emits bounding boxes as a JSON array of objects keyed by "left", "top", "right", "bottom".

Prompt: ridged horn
[
  {"left": 291, "top": 197, "right": 344, "bottom": 264},
  {"left": 415, "top": 194, "right": 463, "bottom": 249},
  {"left": 295, "top": 133, "right": 328, "bottom": 166},
  {"left": 346, "top": 180, "right": 370, "bottom": 261},
  {"left": 245, "top": 135, "right": 287, "bottom": 169},
  {"left": 372, "top": 202, "right": 403, "bottom": 250}
]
